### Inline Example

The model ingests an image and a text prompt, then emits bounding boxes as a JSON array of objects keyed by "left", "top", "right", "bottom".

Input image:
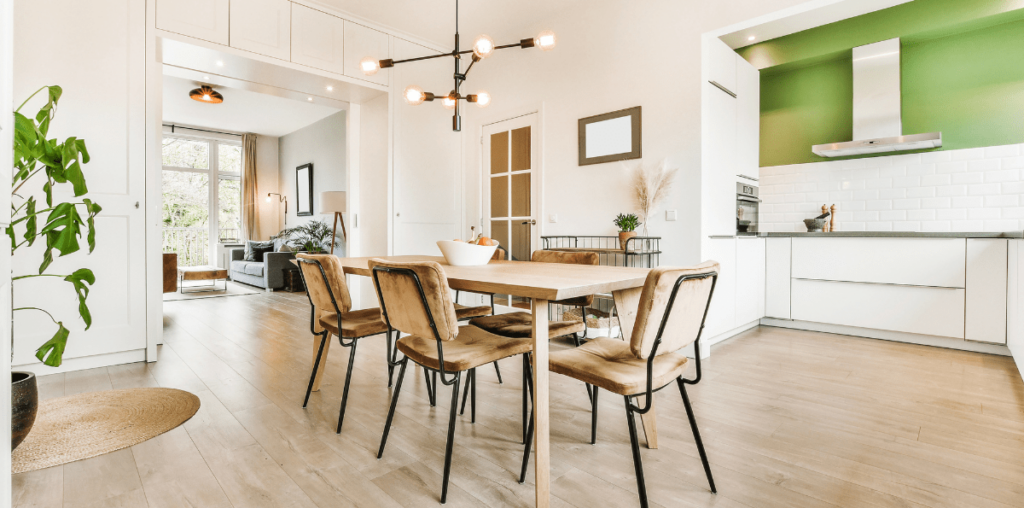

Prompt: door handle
[{"left": 522, "top": 219, "right": 537, "bottom": 225}]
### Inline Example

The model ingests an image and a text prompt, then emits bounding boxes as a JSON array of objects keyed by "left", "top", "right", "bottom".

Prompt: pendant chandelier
[{"left": 360, "top": 0, "right": 556, "bottom": 131}]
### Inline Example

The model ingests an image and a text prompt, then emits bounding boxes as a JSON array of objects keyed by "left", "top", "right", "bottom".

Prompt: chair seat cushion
[
  {"left": 549, "top": 338, "right": 689, "bottom": 396},
  {"left": 231, "top": 260, "right": 265, "bottom": 277},
  {"left": 469, "top": 312, "right": 584, "bottom": 339},
  {"left": 454, "top": 302, "right": 492, "bottom": 320},
  {"left": 320, "top": 308, "right": 389, "bottom": 338},
  {"left": 397, "top": 325, "right": 532, "bottom": 372}
]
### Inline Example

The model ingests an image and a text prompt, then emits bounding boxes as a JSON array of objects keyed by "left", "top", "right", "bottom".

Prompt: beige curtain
[{"left": 241, "top": 134, "right": 261, "bottom": 240}]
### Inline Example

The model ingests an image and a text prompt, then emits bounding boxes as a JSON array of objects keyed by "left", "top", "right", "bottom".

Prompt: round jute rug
[{"left": 12, "top": 388, "right": 201, "bottom": 474}]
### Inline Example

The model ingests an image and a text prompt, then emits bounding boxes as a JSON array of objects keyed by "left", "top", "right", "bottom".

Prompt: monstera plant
[{"left": 9, "top": 86, "right": 101, "bottom": 367}]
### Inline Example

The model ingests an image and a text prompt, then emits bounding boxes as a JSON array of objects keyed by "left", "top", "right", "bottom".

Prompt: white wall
[
  {"left": 255, "top": 134, "right": 280, "bottom": 238},
  {"left": 358, "top": 94, "right": 390, "bottom": 304},
  {"left": 278, "top": 110, "right": 348, "bottom": 252},
  {"left": 759, "top": 144, "right": 1024, "bottom": 232},
  {"left": 459, "top": 0, "right": 807, "bottom": 267}
]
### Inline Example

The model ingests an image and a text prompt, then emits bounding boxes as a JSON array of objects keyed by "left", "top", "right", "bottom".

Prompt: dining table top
[{"left": 334, "top": 255, "right": 651, "bottom": 301}]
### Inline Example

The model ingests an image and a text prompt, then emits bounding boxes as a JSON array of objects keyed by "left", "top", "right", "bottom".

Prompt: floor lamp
[{"left": 320, "top": 191, "right": 346, "bottom": 255}]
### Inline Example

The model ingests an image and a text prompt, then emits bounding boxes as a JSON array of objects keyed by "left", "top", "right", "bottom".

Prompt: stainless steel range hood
[{"left": 812, "top": 38, "right": 941, "bottom": 158}]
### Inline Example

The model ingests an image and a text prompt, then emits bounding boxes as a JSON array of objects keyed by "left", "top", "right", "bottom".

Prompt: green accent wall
[{"left": 744, "top": 0, "right": 1024, "bottom": 167}]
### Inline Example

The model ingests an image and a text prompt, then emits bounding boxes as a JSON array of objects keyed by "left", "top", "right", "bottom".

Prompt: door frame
[{"left": 478, "top": 109, "right": 544, "bottom": 262}]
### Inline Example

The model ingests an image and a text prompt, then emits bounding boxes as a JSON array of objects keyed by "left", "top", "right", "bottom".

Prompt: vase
[
  {"left": 618, "top": 231, "right": 637, "bottom": 250},
  {"left": 12, "top": 371, "right": 38, "bottom": 450}
]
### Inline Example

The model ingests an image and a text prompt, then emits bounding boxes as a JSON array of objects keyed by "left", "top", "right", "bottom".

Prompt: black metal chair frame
[
  {"left": 520, "top": 271, "right": 719, "bottom": 508},
  {"left": 371, "top": 265, "right": 533, "bottom": 505},
  {"left": 295, "top": 257, "right": 397, "bottom": 435}
]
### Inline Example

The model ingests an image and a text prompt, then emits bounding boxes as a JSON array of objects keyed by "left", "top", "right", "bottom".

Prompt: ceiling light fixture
[
  {"left": 361, "top": 0, "right": 556, "bottom": 131},
  {"left": 748, "top": 35, "right": 756, "bottom": 41},
  {"left": 216, "top": 60, "right": 224, "bottom": 67},
  {"left": 307, "top": 97, "right": 313, "bottom": 102},
  {"left": 326, "top": 85, "right": 334, "bottom": 91},
  {"left": 189, "top": 85, "right": 223, "bottom": 104}
]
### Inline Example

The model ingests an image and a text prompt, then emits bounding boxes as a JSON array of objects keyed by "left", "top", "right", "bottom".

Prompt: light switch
[
  {"left": 666, "top": 210, "right": 677, "bottom": 221},
  {"left": 549, "top": 214, "right": 558, "bottom": 223}
]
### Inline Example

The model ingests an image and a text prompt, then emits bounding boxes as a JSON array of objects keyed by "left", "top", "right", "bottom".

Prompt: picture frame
[
  {"left": 295, "top": 163, "right": 314, "bottom": 216},
  {"left": 578, "top": 106, "right": 642, "bottom": 166}
]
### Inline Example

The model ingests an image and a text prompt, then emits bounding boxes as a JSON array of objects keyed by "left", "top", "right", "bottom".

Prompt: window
[{"left": 162, "top": 135, "right": 243, "bottom": 267}]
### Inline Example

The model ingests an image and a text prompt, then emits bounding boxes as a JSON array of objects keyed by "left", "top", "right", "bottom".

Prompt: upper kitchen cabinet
[
  {"left": 344, "top": 21, "right": 390, "bottom": 86},
  {"left": 707, "top": 38, "right": 738, "bottom": 96},
  {"left": 157, "top": 0, "right": 229, "bottom": 45},
  {"left": 736, "top": 56, "right": 760, "bottom": 180},
  {"left": 230, "top": 0, "right": 291, "bottom": 61},
  {"left": 292, "top": 4, "right": 346, "bottom": 75}
]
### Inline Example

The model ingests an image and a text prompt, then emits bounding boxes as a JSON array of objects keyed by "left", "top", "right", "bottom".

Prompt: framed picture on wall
[
  {"left": 578, "top": 106, "right": 642, "bottom": 166},
  {"left": 296, "top": 163, "right": 314, "bottom": 216}
]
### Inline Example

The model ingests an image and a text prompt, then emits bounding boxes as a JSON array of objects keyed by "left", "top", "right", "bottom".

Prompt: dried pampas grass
[{"left": 629, "top": 160, "right": 677, "bottom": 236}]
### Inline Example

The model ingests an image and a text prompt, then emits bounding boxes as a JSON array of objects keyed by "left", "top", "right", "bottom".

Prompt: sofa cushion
[
  {"left": 244, "top": 240, "right": 274, "bottom": 261},
  {"left": 252, "top": 244, "right": 274, "bottom": 262},
  {"left": 230, "top": 260, "right": 264, "bottom": 277}
]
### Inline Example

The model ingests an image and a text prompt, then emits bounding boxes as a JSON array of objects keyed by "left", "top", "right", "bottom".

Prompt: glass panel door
[{"left": 487, "top": 125, "right": 534, "bottom": 308}]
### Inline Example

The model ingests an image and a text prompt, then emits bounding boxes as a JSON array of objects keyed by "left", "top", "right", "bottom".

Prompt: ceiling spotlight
[
  {"left": 203, "top": 75, "right": 210, "bottom": 80},
  {"left": 307, "top": 97, "right": 313, "bottom": 102},
  {"left": 215, "top": 60, "right": 224, "bottom": 67},
  {"left": 189, "top": 85, "right": 223, "bottom": 104},
  {"left": 326, "top": 85, "right": 334, "bottom": 92},
  {"left": 748, "top": 35, "right": 756, "bottom": 41}
]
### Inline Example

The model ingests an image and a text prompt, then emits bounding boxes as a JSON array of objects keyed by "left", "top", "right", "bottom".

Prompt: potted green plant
[
  {"left": 613, "top": 213, "right": 641, "bottom": 250},
  {"left": 8, "top": 86, "right": 101, "bottom": 448},
  {"left": 279, "top": 219, "right": 340, "bottom": 254}
]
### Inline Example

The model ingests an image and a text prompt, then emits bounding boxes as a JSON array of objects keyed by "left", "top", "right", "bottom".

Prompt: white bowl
[{"left": 437, "top": 240, "right": 498, "bottom": 266}]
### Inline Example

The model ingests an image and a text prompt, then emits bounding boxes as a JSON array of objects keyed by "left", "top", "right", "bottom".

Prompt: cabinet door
[
  {"left": 736, "top": 55, "right": 760, "bottom": 180},
  {"left": 707, "top": 37, "right": 737, "bottom": 95},
  {"left": 344, "top": 21, "right": 390, "bottom": 86},
  {"left": 702, "top": 238, "right": 736, "bottom": 338},
  {"left": 156, "top": 0, "right": 229, "bottom": 45},
  {"left": 230, "top": 0, "right": 291, "bottom": 60},
  {"left": 291, "top": 4, "right": 346, "bottom": 74},
  {"left": 735, "top": 237, "right": 765, "bottom": 325},
  {"left": 966, "top": 239, "right": 1008, "bottom": 344},
  {"left": 765, "top": 237, "right": 792, "bottom": 319},
  {"left": 703, "top": 80, "right": 737, "bottom": 236}
]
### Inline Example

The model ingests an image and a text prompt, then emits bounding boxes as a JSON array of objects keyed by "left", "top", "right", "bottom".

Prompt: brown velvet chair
[
  {"left": 520, "top": 262, "right": 720, "bottom": 508},
  {"left": 369, "top": 258, "right": 534, "bottom": 504},
  {"left": 295, "top": 253, "right": 392, "bottom": 435}
]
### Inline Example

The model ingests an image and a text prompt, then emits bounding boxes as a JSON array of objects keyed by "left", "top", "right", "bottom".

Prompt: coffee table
[{"left": 178, "top": 266, "right": 229, "bottom": 294}]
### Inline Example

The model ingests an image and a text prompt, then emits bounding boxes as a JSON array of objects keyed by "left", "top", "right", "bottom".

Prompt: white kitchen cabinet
[
  {"left": 707, "top": 37, "right": 737, "bottom": 95},
  {"left": 344, "top": 21, "right": 390, "bottom": 86},
  {"left": 792, "top": 279, "right": 966, "bottom": 339},
  {"left": 703, "top": 81, "right": 738, "bottom": 237},
  {"left": 156, "top": 0, "right": 229, "bottom": 45},
  {"left": 765, "top": 237, "right": 792, "bottom": 319},
  {"left": 291, "top": 4, "right": 346, "bottom": 74},
  {"left": 703, "top": 238, "right": 736, "bottom": 338},
  {"left": 736, "top": 56, "right": 760, "bottom": 180},
  {"left": 965, "top": 239, "right": 1008, "bottom": 344},
  {"left": 1008, "top": 241, "right": 1023, "bottom": 355},
  {"left": 703, "top": 237, "right": 764, "bottom": 340},
  {"left": 230, "top": 0, "right": 291, "bottom": 60},
  {"left": 792, "top": 238, "right": 966, "bottom": 288},
  {"left": 736, "top": 237, "right": 765, "bottom": 325}
]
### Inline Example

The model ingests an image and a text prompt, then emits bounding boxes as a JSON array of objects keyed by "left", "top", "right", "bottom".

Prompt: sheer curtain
[{"left": 241, "top": 134, "right": 261, "bottom": 240}]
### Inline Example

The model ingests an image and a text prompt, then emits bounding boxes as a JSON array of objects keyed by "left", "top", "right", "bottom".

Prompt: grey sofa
[{"left": 229, "top": 248, "right": 295, "bottom": 291}]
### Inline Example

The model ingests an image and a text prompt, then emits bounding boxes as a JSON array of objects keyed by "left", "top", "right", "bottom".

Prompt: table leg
[
  {"left": 531, "top": 298, "right": 550, "bottom": 508},
  {"left": 311, "top": 307, "right": 331, "bottom": 392},
  {"left": 613, "top": 287, "right": 659, "bottom": 449}
]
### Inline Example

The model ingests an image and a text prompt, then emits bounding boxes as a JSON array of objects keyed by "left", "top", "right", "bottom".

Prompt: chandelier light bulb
[
  {"left": 404, "top": 85, "right": 426, "bottom": 105},
  {"left": 473, "top": 35, "right": 495, "bottom": 59},
  {"left": 360, "top": 56, "right": 381, "bottom": 76},
  {"left": 475, "top": 91, "right": 491, "bottom": 108},
  {"left": 535, "top": 30, "right": 557, "bottom": 51},
  {"left": 442, "top": 94, "right": 457, "bottom": 110},
  {"left": 265, "top": 195, "right": 272, "bottom": 203}
]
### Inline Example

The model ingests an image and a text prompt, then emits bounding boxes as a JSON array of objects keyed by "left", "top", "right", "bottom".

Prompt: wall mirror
[
  {"left": 296, "top": 163, "right": 314, "bottom": 216},
  {"left": 578, "top": 106, "right": 642, "bottom": 166}
]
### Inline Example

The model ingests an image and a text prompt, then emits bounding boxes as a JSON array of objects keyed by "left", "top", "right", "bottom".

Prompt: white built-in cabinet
[
  {"left": 707, "top": 38, "right": 737, "bottom": 94},
  {"left": 765, "top": 237, "right": 791, "bottom": 319},
  {"left": 230, "top": 0, "right": 291, "bottom": 60},
  {"left": 344, "top": 22, "right": 391, "bottom": 86},
  {"left": 703, "top": 237, "right": 765, "bottom": 341},
  {"left": 966, "top": 239, "right": 1008, "bottom": 344},
  {"left": 291, "top": 4, "right": 346, "bottom": 74},
  {"left": 735, "top": 237, "right": 766, "bottom": 325},
  {"left": 156, "top": 0, "right": 230, "bottom": 45}
]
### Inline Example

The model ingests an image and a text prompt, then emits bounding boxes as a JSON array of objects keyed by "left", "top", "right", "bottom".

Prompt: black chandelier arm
[{"left": 381, "top": 37, "right": 537, "bottom": 68}]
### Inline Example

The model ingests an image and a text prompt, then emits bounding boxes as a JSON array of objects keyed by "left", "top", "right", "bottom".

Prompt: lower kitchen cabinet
[
  {"left": 966, "top": 239, "right": 1008, "bottom": 344},
  {"left": 703, "top": 237, "right": 765, "bottom": 340}
]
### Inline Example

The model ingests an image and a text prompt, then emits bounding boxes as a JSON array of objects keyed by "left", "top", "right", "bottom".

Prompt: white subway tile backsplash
[{"left": 759, "top": 144, "right": 1024, "bottom": 233}]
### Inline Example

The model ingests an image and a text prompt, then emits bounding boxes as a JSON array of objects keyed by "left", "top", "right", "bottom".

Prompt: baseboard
[
  {"left": 13, "top": 349, "right": 147, "bottom": 376},
  {"left": 700, "top": 320, "right": 760, "bottom": 358},
  {"left": 760, "top": 318, "right": 1012, "bottom": 356}
]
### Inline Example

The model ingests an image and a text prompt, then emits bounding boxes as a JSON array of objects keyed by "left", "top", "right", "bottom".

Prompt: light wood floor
[{"left": 13, "top": 290, "right": 1024, "bottom": 508}]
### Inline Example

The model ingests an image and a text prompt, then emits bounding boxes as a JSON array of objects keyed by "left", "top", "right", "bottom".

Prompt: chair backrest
[
  {"left": 629, "top": 261, "right": 719, "bottom": 360},
  {"left": 492, "top": 247, "right": 506, "bottom": 261},
  {"left": 531, "top": 250, "right": 600, "bottom": 307},
  {"left": 296, "top": 253, "right": 352, "bottom": 314},
  {"left": 368, "top": 258, "right": 459, "bottom": 341}
]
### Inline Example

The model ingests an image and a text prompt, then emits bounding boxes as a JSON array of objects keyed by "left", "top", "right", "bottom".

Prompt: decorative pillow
[
  {"left": 252, "top": 245, "right": 275, "bottom": 263},
  {"left": 244, "top": 240, "right": 274, "bottom": 261}
]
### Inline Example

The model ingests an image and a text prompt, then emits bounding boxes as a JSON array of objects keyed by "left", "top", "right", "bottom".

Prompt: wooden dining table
[{"left": 308, "top": 255, "right": 655, "bottom": 507}]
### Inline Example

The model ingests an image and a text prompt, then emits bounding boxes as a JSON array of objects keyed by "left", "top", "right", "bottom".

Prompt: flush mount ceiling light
[
  {"left": 189, "top": 85, "right": 223, "bottom": 104},
  {"left": 361, "top": 0, "right": 556, "bottom": 131}
]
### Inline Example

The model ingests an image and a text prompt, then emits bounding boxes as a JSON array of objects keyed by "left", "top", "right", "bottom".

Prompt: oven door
[{"left": 737, "top": 195, "right": 760, "bottom": 232}]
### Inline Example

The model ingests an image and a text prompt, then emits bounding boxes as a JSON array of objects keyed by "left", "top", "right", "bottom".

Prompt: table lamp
[{"left": 319, "top": 191, "right": 347, "bottom": 255}]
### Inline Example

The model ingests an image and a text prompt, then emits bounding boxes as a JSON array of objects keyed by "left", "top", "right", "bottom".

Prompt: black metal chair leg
[
  {"left": 432, "top": 371, "right": 438, "bottom": 406},
  {"left": 493, "top": 361, "right": 503, "bottom": 384},
  {"left": 591, "top": 387, "right": 599, "bottom": 444},
  {"left": 424, "top": 368, "right": 436, "bottom": 406},
  {"left": 336, "top": 341, "right": 358, "bottom": 434},
  {"left": 386, "top": 329, "right": 395, "bottom": 388},
  {"left": 522, "top": 354, "right": 528, "bottom": 444},
  {"left": 459, "top": 367, "right": 472, "bottom": 415},
  {"left": 440, "top": 373, "right": 462, "bottom": 504},
  {"left": 519, "top": 404, "right": 534, "bottom": 483},
  {"left": 571, "top": 332, "right": 594, "bottom": 404},
  {"left": 624, "top": 397, "right": 649, "bottom": 508},
  {"left": 471, "top": 368, "right": 477, "bottom": 423},
  {"left": 378, "top": 359, "right": 408, "bottom": 459},
  {"left": 303, "top": 332, "right": 328, "bottom": 408},
  {"left": 678, "top": 379, "right": 716, "bottom": 493}
]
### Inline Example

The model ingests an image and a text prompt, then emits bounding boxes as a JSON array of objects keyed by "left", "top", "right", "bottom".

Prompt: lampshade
[{"left": 319, "top": 191, "right": 347, "bottom": 214}]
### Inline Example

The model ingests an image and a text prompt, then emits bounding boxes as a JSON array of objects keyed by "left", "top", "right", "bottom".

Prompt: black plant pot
[{"left": 12, "top": 371, "right": 38, "bottom": 450}]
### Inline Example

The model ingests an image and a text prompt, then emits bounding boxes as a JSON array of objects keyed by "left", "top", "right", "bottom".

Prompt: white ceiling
[
  {"left": 719, "top": 0, "right": 913, "bottom": 49},
  {"left": 162, "top": 75, "right": 342, "bottom": 137}
]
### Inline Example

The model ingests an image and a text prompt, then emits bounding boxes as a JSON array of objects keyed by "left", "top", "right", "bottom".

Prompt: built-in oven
[{"left": 736, "top": 182, "right": 760, "bottom": 233}]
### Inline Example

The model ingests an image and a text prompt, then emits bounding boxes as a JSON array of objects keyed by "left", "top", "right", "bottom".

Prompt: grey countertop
[{"left": 709, "top": 231, "right": 1024, "bottom": 239}]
